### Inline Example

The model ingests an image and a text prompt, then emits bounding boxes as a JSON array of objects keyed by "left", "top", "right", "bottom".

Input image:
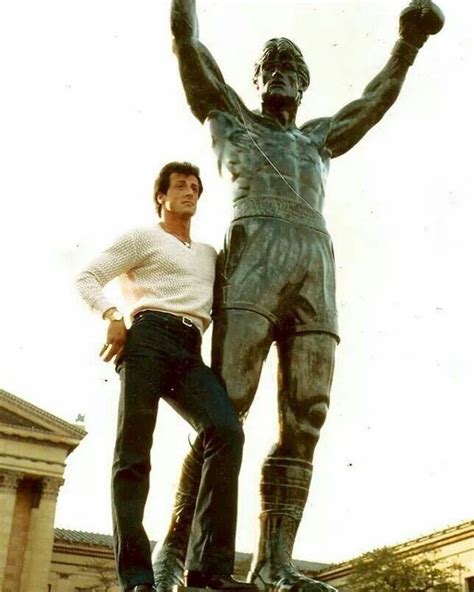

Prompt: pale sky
[{"left": 0, "top": 0, "right": 473, "bottom": 566}]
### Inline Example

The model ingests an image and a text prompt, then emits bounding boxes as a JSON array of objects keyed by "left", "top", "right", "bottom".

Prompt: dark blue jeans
[{"left": 112, "top": 311, "right": 244, "bottom": 590}]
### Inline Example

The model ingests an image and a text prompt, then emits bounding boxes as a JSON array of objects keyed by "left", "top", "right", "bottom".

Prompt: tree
[
  {"left": 80, "top": 559, "right": 118, "bottom": 592},
  {"left": 346, "top": 546, "right": 463, "bottom": 592}
]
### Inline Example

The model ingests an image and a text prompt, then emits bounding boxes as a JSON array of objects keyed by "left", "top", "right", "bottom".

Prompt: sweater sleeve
[{"left": 76, "top": 229, "right": 141, "bottom": 317}]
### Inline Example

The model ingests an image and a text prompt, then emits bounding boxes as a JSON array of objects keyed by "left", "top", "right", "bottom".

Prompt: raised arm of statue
[
  {"left": 171, "top": 0, "right": 242, "bottom": 122},
  {"left": 325, "top": 0, "right": 444, "bottom": 158},
  {"left": 325, "top": 52, "right": 412, "bottom": 158}
]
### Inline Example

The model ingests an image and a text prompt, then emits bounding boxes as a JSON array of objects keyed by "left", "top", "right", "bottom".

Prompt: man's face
[
  {"left": 158, "top": 172, "right": 200, "bottom": 217},
  {"left": 257, "top": 51, "right": 300, "bottom": 105}
]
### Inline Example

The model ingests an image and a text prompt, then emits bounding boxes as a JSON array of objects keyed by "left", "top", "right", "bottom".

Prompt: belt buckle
[{"left": 182, "top": 316, "right": 193, "bottom": 328}]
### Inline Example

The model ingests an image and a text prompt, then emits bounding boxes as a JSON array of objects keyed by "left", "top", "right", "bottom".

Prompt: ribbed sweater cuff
[{"left": 93, "top": 297, "right": 116, "bottom": 318}]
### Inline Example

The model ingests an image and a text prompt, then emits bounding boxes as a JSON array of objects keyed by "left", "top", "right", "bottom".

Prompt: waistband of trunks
[{"left": 232, "top": 195, "right": 329, "bottom": 233}]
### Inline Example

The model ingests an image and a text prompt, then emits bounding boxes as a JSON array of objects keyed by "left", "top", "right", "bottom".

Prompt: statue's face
[{"left": 257, "top": 51, "right": 300, "bottom": 105}]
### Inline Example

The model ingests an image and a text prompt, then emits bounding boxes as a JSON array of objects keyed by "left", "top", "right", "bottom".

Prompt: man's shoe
[{"left": 185, "top": 571, "right": 257, "bottom": 591}]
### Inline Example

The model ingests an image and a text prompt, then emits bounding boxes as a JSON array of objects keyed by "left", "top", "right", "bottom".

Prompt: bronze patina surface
[{"left": 153, "top": 2, "right": 444, "bottom": 592}]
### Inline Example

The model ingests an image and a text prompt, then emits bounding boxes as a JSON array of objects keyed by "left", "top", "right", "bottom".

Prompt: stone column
[
  {"left": 0, "top": 471, "right": 22, "bottom": 591},
  {"left": 20, "top": 477, "right": 64, "bottom": 592}
]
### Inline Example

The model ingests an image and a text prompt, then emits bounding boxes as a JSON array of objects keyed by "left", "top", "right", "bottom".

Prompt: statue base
[{"left": 173, "top": 586, "right": 256, "bottom": 592}]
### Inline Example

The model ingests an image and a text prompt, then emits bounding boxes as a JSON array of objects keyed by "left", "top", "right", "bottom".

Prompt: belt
[
  {"left": 232, "top": 195, "right": 329, "bottom": 234},
  {"left": 133, "top": 310, "right": 198, "bottom": 331}
]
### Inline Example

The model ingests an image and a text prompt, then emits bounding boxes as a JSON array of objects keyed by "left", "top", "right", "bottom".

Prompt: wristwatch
[{"left": 104, "top": 308, "right": 124, "bottom": 322}]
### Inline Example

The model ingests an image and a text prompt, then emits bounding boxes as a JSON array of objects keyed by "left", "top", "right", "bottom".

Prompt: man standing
[
  {"left": 153, "top": 2, "right": 444, "bottom": 592},
  {"left": 77, "top": 162, "right": 256, "bottom": 592}
]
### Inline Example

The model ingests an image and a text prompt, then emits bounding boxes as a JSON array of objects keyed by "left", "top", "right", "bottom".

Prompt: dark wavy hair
[
  {"left": 153, "top": 161, "right": 203, "bottom": 217},
  {"left": 253, "top": 38, "right": 310, "bottom": 104}
]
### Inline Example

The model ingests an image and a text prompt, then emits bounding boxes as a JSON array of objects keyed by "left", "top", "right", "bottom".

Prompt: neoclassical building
[
  {"left": 0, "top": 388, "right": 85, "bottom": 592},
  {"left": 316, "top": 520, "right": 474, "bottom": 591},
  {"left": 49, "top": 522, "right": 474, "bottom": 592},
  {"left": 1, "top": 387, "right": 473, "bottom": 592}
]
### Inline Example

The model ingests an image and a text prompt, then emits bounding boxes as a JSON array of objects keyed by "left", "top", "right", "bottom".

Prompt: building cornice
[
  {"left": 0, "top": 388, "right": 86, "bottom": 453},
  {"left": 53, "top": 543, "right": 114, "bottom": 560},
  {"left": 318, "top": 520, "right": 474, "bottom": 581},
  {"left": 0, "top": 425, "right": 84, "bottom": 452}
]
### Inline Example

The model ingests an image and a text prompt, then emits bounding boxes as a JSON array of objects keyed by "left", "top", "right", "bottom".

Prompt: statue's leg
[
  {"left": 153, "top": 309, "right": 274, "bottom": 590},
  {"left": 211, "top": 309, "right": 274, "bottom": 417},
  {"left": 249, "top": 332, "right": 338, "bottom": 592},
  {"left": 152, "top": 440, "right": 204, "bottom": 591}
]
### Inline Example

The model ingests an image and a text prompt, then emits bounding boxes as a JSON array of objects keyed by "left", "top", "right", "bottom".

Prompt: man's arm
[
  {"left": 325, "top": 0, "right": 444, "bottom": 158},
  {"left": 171, "top": 0, "right": 242, "bottom": 122},
  {"left": 76, "top": 230, "right": 141, "bottom": 363}
]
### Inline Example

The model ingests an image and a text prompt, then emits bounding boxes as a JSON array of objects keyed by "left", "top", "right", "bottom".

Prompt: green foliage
[
  {"left": 80, "top": 559, "right": 118, "bottom": 591},
  {"left": 346, "top": 546, "right": 463, "bottom": 592}
]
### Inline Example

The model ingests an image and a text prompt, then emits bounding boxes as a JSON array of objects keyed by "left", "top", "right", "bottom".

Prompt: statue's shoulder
[
  {"left": 207, "top": 109, "right": 239, "bottom": 125},
  {"left": 206, "top": 104, "right": 259, "bottom": 138},
  {"left": 206, "top": 109, "right": 241, "bottom": 139},
  {"left": 300, "top": 117, "right": 333, "bottom": 147}
]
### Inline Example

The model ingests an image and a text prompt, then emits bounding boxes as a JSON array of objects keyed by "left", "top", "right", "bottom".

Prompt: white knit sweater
[{"left": 76, "top": 225, "right": 217, "bottom": 334}]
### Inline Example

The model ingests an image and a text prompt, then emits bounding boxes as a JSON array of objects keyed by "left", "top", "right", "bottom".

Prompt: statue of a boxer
[{"left": 153, "top": 2, "right": 444, "bottom": 591}]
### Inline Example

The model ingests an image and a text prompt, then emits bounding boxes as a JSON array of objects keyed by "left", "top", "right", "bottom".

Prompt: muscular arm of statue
[
  {"left": 154, "top": 4, "right": 444, "bottom": 592},
  {"left": 326, "top": 0, "right": 445, "bottom": 158},
  {"left": 171, "top": 0, "right": 240, "bottom": 121}
]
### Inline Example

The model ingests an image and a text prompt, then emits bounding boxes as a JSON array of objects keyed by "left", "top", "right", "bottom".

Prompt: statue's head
[{"left": 253, "top": 38, "right": 310, "bottom": 108}]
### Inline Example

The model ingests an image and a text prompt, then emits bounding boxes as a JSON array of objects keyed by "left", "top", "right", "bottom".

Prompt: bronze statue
[{"left": 153, "top": 2, "right": 444, "bottom": 591}]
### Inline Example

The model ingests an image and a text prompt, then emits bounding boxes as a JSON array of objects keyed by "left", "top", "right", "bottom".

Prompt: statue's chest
[{"left": 209, "top": 112, "right": 322, "bottom": 177}]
